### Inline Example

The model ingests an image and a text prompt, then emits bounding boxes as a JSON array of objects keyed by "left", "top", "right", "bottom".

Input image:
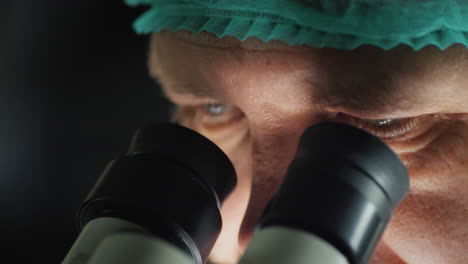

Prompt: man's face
[{"left": 149, "top": 30, "right": 468, "bottom": 264}]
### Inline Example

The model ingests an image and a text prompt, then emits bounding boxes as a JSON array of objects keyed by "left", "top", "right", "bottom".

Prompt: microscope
[{"left": 62, "top": 122, "right": 408, "bottom": 264}]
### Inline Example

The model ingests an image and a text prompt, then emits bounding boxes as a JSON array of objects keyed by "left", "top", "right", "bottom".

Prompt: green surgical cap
[{"left": 124, "top": 0, "right": 468, "bottom": 50}]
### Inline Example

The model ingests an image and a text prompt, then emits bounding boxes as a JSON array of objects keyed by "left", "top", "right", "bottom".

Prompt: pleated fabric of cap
[{"left": 124, "top": 0, "right": 468, "bottom": 50}]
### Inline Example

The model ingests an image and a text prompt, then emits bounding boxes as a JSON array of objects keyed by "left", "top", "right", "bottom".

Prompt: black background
[{"left": 1, "top": 1, "right": 170, "bottom": 262}]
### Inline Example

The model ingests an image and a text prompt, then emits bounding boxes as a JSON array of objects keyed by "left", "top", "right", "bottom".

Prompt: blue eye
[{"left": 205, "top": 103, "right": 231, "bottom": 116}]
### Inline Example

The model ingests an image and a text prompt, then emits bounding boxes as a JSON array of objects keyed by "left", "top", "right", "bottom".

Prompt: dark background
[{"left": 1, "top": 1, "right": 170, "bottom": 262}]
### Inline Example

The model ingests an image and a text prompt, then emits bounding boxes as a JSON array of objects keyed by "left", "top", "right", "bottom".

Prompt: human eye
[
  {"left": 171, "top": 102, "right": 245, "bottom": 129},
  {"left": 198, "top": 103, "right": 240, "bottom": 124},
  {"left": 334, "top": 112, "right": 428, "bottom": 139}
]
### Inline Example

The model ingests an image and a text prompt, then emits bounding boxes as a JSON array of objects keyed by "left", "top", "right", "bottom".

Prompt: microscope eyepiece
[
  {"left": 244, "top": 122, "right": 409, "bottom": 264},
  {"left": 77, "top": 123, "right": 236, "bottom": 264}
]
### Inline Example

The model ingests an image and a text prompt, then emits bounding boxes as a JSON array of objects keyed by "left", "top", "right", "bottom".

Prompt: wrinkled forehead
[{"left": 149, "top": 29, "right": 468, "bottom": 119}]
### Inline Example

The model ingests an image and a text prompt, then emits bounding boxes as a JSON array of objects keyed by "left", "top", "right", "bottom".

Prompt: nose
[{"left": 239, "top": 100, "right": 335, "bottom": 247}]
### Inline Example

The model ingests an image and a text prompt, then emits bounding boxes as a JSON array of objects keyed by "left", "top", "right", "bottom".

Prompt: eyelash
[{"left": 335, "top": 112, "right": 418, "bottom": 138}]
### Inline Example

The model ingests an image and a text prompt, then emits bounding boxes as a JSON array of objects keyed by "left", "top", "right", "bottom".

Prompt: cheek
[
  {"left": 402, "top": 119, "right": 468, "bottom": 190},
  {"left": 382, "top": 118, "right": 468, "bottom": 262}
]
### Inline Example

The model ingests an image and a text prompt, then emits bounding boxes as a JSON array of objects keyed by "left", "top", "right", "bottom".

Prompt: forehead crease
[{"left": 150, "top": 31, "right": 421, "bottom": 115}]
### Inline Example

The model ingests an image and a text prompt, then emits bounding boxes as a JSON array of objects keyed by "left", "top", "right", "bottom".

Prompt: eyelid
[
  {"left": 163, "top": 87, "right": 222, "bottom": 106},
  {"left": 334, "top": 112, "right": 429, "bottom": 139},
  {"left": 170, "top": 101, "right": 245, "bottom": 129}
]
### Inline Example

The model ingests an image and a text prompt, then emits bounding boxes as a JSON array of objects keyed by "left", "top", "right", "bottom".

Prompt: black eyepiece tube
[
  {"left": 258, "top": 122, "right": 409, "bottom": 264},
  {"left": 77, "top": 123, "right": 236, "bottom": 264}
]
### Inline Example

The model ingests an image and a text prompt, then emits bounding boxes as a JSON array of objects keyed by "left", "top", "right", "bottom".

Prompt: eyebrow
[
  {"left": 152, "top": 61, "right": 392, "bottom": 115},
  {"left": 153, "top": 74, "right": 215, "bottom": 99},
  {"left": 149, "top": 56, "right": 215, "bottom": 99},
  {"left": 158, "top": 77, "right": 389, "bottom": 116},
  {"left": 169, "top": 81, "right": 214, "bottom": 97}
]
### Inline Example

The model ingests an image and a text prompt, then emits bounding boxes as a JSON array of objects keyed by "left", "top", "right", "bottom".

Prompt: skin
[{"left": 148, "top": 30, "right": 468, "bottom": 264}]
